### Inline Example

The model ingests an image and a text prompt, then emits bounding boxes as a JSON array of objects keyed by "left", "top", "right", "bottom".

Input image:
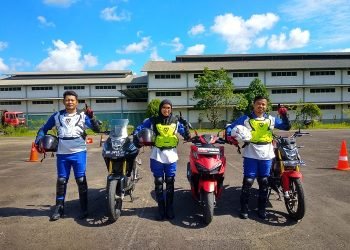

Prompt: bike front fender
[{"left": 199, "top": 180, "right": 216, "bottom": 192}]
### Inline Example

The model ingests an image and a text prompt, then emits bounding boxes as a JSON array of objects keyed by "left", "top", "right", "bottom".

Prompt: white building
[
  {"left": 143, "top": 52, "right": 350, "bottom": 125},
  {"left": 1, "top": 52, "right": 350, "bottom": 127},
  {"left": 0, "top": 71, "right": 147, "bottom": 126}
]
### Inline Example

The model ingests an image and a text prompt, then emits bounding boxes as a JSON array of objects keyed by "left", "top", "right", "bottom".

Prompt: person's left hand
[
  {"left": 278, "top": 104, "right": 288, "bottom": 117},
  {"left": 85, "top": 104, "right": 94, "bottom": 118}
]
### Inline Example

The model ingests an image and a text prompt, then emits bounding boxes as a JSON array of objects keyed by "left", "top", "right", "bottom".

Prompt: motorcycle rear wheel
[
  {"left": 202, "top": 191, "right": 214, "bottom": 224},
  {"left": 107, "top": 179, "right": 122, "bottom": 222},
  {"left": 284, "top": 178, "right": 305, "bottom": 221}
]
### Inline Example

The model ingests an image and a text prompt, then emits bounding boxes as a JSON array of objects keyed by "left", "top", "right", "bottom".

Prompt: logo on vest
[
  {"left": 65, "top": 118, "right": 71, "bottom": 125},
  {"left": 259, "top": 123, "right": 264, "bottom": 127},
  {"left": 164, "top": 128, "right": 169, "bottom": 133}
]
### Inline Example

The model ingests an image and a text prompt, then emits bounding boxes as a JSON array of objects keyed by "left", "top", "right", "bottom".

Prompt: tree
[
  {"left": 293, "top": 101, "right": 322, "bottom": 127},
  {"left": 145, "top": 98, "right": 161, "bottom": 118},
  {"left": 193, "top": 67, "right": 234, "bottom": 128},
  {"left": 243, "top": 78, "right": 269, "bottom": 114}
]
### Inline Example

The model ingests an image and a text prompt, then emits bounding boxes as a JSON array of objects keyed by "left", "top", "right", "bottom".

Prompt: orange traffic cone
[
  {"left": 27, "top": 142, "right": 40, "bottom": 162},
  {"left": 335, "top": 140, "right": 350, "bottom": 171},
  {"left": 86, "top": 137, "right": 93, "bottom": 144}
]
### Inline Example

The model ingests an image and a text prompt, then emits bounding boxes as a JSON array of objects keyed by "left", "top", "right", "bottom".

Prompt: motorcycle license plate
[{"left": 197, "top": 147, "right": 220, "bottom": 155}]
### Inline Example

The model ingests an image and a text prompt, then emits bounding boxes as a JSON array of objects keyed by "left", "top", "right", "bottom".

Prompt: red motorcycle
[
  {"left": 186, "top": 125, "right": 226, "bottom": 224},
  {"left": 268, "top": 126, "right": 310, "bottom": 221}
]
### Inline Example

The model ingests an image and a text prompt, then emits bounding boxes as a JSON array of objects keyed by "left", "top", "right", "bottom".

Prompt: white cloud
[
  {"left": 150, "top": 47, "right": 164, "bottom": 61},
  {"left": 185, "top": 44, "right": 205, "bottom": 55},
  {"left": 9, "top": 58, "right": 31, "bottom": 71},
  {"left": 328, "top": 48, "right": 350, "bottom": 52},
  {"left": 161, "top": 37, "right": 184, "bottom": 52},
  {"left": 104, "top": 59, "right": 133, "bottom": 70},
  {"left": 0, "top": 41, "right": 8, "bottom": 51},
  {"left": 211, "top": 13, "right": 279, "bottom": 52},
  {"left": 267, "top": 28, "right": 310, "bottom": 51},
  {"left": 43, "top": 0, "right": 77, "bottom": 7},
  {"left": 188, "top": 24, "right": 205, "bottom": 36},
  {"left": 0, "top": 58, "right": 9, "bottom": 72},
  {"left": 116, "top": 37, "right": 151, "bottom": 54},
  {"left": 37, "top": 16, "right": 55, "bottom": 27},
  {"left": 36, "top": 40, "right": 98, "bottom": 71},
  {"left": 100, "top": 6, "right": 131, "bottom": 21},
  {"left": 255, "top": 36, "right": 268, "bottom": 48},
  {"left": 280, "top": 0, "right": 350, "bottom": 44}
]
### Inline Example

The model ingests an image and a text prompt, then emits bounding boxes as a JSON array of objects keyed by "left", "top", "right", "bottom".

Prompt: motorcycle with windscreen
[{"left": 101, "top": 119, "right": 141, "bottom": 222}]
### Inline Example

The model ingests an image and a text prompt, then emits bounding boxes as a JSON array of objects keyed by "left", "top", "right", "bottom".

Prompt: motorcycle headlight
[
  {"left": 195, "top": 162, "right": 222, "bottom": 173},
  {"left": 111, "top": 138, "right": 125, "bottom": 150}
]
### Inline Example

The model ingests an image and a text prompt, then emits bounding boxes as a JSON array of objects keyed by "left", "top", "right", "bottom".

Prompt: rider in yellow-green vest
[
  {"left": 134, "top": 99, "right": 191, "bottom": 220},
  {"left": 226, "top": 96, "right": 291, "bottom": 220}
]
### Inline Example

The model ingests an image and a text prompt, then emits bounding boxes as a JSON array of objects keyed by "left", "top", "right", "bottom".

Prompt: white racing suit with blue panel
[
  {"left": 134, "top": 115, "right": 190, "bottom": 220},
  {"left": 35, "top": 109, "right": 100, "bottom": 219},
  {"left": 226, "top": 112, "right": 290, "bottom": 218}
]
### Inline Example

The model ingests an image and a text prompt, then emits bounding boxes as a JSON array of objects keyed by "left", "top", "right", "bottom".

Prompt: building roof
[
  {"left": 0, "top": 71, "right": 148, "bottom": 86},
  {"left": 142, "top": 52, "right": 350, "bottom": 72}
]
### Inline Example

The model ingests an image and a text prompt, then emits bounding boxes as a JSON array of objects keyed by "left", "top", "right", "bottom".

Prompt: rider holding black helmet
[
  {"left": 133, "top": 99, "right": 191, "bottom": 220},
  {"left": 35, "top": 90, "right": 100, "bottom": 221}
]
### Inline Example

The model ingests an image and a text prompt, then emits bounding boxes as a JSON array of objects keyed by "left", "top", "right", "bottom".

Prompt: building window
[
  {"left": 271, "top": 71, "right": 297, "bottom": 77},
  {"left": 127, "top": 99, "right": 147, "bottom": 102},
  {"left": 95, "top": 86, "right": 116, "bottom": 90},
  {"left": 96, "top": 99, "right": 116, "bottom": 103},
  {"left": 32, "top": 101, "right": 54, "bottom": 104},
  {"left": 79, "top": 100, "right": 85, "bottom": 103},
  {"left": 271, "top": 89, "right": 297, "bottom": 94},
  {"left": 155, "top": 74, "right": 181, "bottom": 79},
  {"left": 348, "top": 88, "right": 350, "bottom": 92},
  {"left": 318, "top": 105, "right": 336, "bottom": 110},
  {"left": 0, "top": 87, "right": 21, "bottom": 91},
  {"left": 348, "top": 71, "right": 350, "bottom": 75},
  {"left": 232, "top": 72, "right": 258, "bottom": 78},
  {"left": 0, "top": 101, "right": 21, "bottom": 105},
  {"left": 155, "top": 91, "right": 181, "bottom": 97},
  {"left": 310, "top": 71, "right": 335, "bottom": 76},
  {"left": 32, "top": 86, "right": 53, "bottom": 91},
  {"left": 310, "top": 88, "right": 335, "bottom": 93},
  {"left": 64, "top": 86, "right": 85, "bottom": 90},
  {"left": 194, "top": 74, "right": 204, "bottom": 79}
]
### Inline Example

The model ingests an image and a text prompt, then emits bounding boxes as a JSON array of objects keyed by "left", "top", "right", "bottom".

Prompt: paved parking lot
[{"left": 1, "top": 130, "right": 350, "bottom": 249}]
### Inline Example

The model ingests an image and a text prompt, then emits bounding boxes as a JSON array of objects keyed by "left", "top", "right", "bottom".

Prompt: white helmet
[{"left": 231, "top": 125, "right": 252, "bottom": 142}]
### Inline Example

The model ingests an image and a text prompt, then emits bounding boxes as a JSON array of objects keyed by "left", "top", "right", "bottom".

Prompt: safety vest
[
  {"left": 154, "top": 123, "right": 179, "bottom": 149},
  {"left": 249, "top": 117, "right": 273, "bottom": 144},
  {"left": 54, "top": 110, "right": 86, "bottom": 140}
]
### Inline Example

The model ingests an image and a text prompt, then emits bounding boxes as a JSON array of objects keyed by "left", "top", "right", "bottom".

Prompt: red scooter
[{"left": 186, "top": 125, "right": 226, "bottom": 224}]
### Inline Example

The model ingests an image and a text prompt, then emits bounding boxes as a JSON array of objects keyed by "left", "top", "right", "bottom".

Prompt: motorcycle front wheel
[
  {"left": 284, "top": 178, "right": 305, "bottom": 221},
  {"left": 202, "top": 190, "right": 215, "bottom": 224},
  {"left": 107, "top": 179, "right": 123, "bottom": 222}
]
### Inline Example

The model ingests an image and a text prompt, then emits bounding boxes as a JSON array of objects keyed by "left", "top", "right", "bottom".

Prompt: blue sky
[{"left": 0, "top": 0, "right": 350, "bottom": 75}]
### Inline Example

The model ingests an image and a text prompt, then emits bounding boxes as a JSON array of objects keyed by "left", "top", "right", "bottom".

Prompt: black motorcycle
[{"left": 102, "top": 119, "right": 140, "bottom": 222}]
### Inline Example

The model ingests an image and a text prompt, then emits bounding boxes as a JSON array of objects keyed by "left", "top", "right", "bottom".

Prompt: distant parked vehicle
[{"left": 1, "top": 110, "right": 26, "bottom": 127}]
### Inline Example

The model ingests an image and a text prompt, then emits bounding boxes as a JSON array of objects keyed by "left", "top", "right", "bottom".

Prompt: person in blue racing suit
[
  {"left": 35, "top": 90, "right": 100, "bottom": 221},
  {"left": 133, "top": 99, "right": 191, "bottom": 220},
  {"left": 226, "top": 96, "right": 291, "bottom": 220}
]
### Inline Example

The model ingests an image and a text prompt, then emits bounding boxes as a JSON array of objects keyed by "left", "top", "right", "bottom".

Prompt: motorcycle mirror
[{"left": 304, "top": 120, "right": 312, "bottom": 126}]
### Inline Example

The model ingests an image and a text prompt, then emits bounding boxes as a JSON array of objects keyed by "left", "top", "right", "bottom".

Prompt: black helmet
[
  {"left": 39, "top": 134, "right": 58, "bottom": 152},
  {"left": 134, "top": 128, "right": 155, "bottom": 147}
]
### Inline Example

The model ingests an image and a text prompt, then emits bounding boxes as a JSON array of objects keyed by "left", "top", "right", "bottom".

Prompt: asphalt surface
[{"left": 1, "top": 130, "right": 350, "bottom": 250}]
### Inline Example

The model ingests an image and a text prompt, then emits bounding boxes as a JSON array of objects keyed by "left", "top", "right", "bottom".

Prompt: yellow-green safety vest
[
  {"left": 154, "top": 123, "right": 178, "bottom": 148},
  {"left": 249, "top": 118, "right": 273, "bottom": 144}
]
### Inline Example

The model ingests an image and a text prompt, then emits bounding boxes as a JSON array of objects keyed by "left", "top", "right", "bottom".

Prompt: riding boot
[
  {"left": 240, "top": 177, "right": 254, "bottom": 219},
  {"left": 76, "top": 176, "right": 88, "bottom": 219},
  {"left": 165, "top": 176, "right": 175, "bottom": 220},
  {"left": 257, "top": 177, "right": 269, "bottom": 219},
  {"left": 154, "top": 176, "right": 165, "bottom": 221},
  {"left": 50, "top": 177, "right": 67, "bottom": 221}
]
